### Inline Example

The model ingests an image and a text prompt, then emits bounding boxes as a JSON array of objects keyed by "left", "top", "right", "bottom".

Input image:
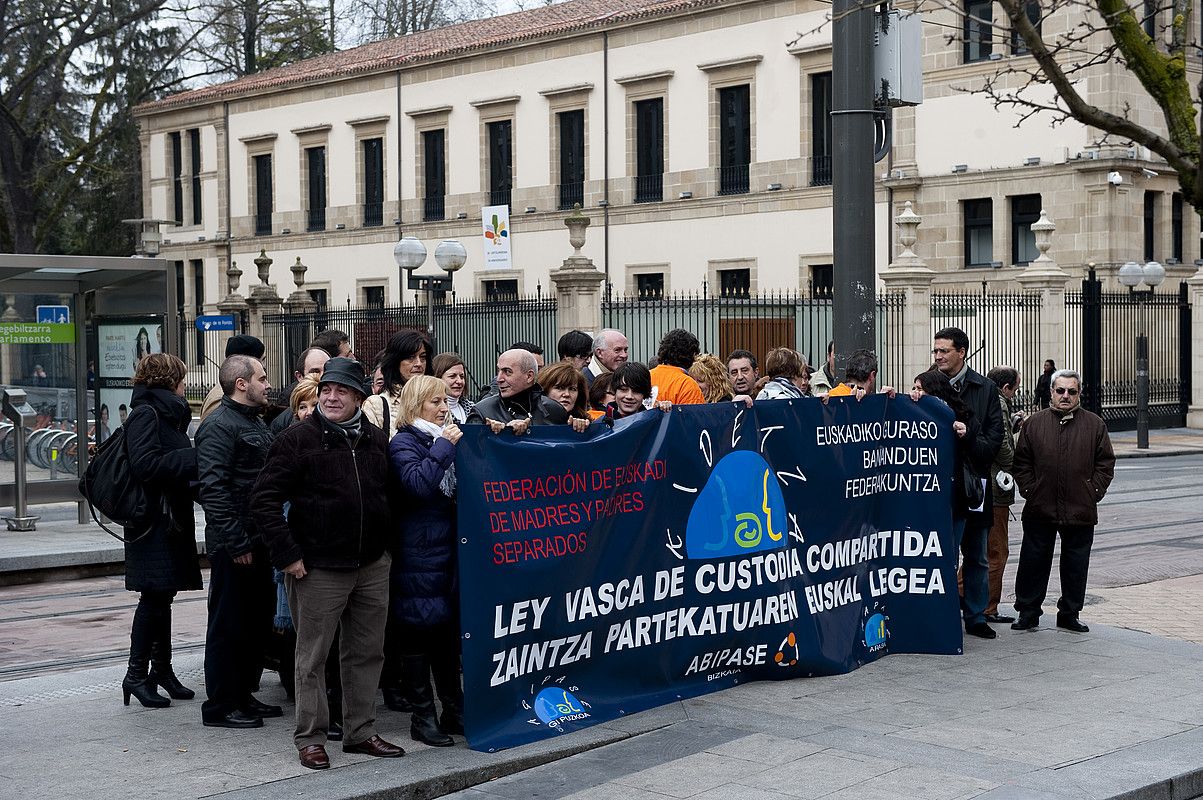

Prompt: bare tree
[
  {"left": 183, "top": 0, "right": 334, "bottom": 78},
  {"left": 349, "top": 0, "right": 497, "bottom": 42},
  {"left": 0, "top": 0, "right": 196, "bottom": 253},
  {"left": 959, "top": 0, "right": 1202, "bottom": 212}
]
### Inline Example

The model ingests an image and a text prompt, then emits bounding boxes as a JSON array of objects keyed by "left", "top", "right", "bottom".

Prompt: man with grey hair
[
  {"left": 1011, "top": 369, "right": 1114, "bottom": 633},
  {"left": 585, "top": 328, "right": 629, "bottom": 386},
  {"left": 197, "top": 354, "right": 277, "bottom": 728},
  {"left": 468, "top": 348, "right": 568, "bottom": 431}
]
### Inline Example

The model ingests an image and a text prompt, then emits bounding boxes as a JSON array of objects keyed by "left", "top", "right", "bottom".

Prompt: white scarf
[{"left": 409, "top": 417, "right": 456, "bottom": 497}]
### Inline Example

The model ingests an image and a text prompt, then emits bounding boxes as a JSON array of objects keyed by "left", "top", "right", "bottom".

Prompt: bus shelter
[{"left": 0, "top": 254, "right": 176, "bottom": 526}]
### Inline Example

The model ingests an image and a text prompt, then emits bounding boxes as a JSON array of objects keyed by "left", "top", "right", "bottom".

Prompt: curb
[
  {"left": 1110, "top": 767, "right": 1203, "bottom": 800},
  {"left": 1114, "top": 448, "right": 1203, "bottom": 459},
  {"left": 211, "top": 707, "right": 685, "bottom": 800}
]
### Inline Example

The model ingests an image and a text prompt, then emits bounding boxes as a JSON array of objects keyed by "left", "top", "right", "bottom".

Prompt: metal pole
[
  {"left": 1136, "top": 295, "right": 1149, "bottom": 449},
  {"left": 831, "top": 0, "right": 877, "bottom": 374},
  {"left": 74, "top": 289, "right": 88, "bottom": 524},
  {"left": 426, "top": 282, "right": 436, "bottom": 354}
]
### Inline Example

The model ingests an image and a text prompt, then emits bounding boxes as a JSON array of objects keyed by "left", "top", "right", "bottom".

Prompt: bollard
[{"left": 2, "top": 388, "right": 39, "bottom": 531}]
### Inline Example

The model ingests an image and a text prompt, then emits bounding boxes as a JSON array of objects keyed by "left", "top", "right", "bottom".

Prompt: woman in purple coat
[{"left": 388, "top": 374, "right": 464, "bottom": 747}]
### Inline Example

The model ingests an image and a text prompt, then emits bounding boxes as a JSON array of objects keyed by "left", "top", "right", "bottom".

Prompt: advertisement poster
[
  {"left": 456, "top": 396, "right": 962, "bottom": 752},
  {"left": 482, "top": 204, "right": 512, "bottom": 270},
  {"left": 95, "top": 388, "right": 133, "bottom": 444},
  {"left": 97, "top": 319, "right": 163, "bottom": 379}
]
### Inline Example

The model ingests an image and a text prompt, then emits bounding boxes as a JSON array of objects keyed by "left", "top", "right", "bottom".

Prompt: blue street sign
[
  {"left": 195, "top": 314, "right": 236, "bottom": 332},
  {"left": 36, "top": 305, "right": 70, "bottom": 324}
]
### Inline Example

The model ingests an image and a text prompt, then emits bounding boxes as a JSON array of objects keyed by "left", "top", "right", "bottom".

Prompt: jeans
[{"left": 959, "top": 517, "right": 990, "bottom": 626}]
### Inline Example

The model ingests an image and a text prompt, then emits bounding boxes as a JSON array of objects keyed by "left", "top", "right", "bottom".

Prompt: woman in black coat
[
  {"left": 121, "top": 353, "right": 202, "bottom": 708},
  {"left": 388, "top": 374, "right": 463, "bottom": 747}
]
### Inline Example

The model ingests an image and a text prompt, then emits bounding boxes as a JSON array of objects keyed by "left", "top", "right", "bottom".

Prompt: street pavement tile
[
  {"left": 704, "top": 733, "right": 826, "bottom": 765},
  {"left": 693, "top": 782, "right": 802, "bottom": 800},
  {"left": 816, "top": 765, "right": 996, "bottom": 800},
  {"left": 739, "top": 748, "right": 902, "bottom": 799},
  {"left": 683, "top": 698, "right": 835, "bottom": 739},
  {"left": 611, "top": 751, "right": 774, "bottom": 798},
  {"left": 560, "top": 784, "right": 680, "bottom": 800}
]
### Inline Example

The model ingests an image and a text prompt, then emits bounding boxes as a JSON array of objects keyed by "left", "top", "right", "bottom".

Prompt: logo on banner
[
  {"left": 864, "top": 609, "right": 889, "bottom": 652},
  {"left": 773, "top": 631, "right": 799, "bottom": 667},
  {"left": 685, "top": 450, "right": 787, "bottom": 559},
  {"left": 532, "top": 686, "right": 591, "bottom": 729}
]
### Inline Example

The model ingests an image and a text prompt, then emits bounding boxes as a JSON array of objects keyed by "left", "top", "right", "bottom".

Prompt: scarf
[
  {"left": 317, "top": 403, "right": 363, "bottom": 442},
  {"left": 770, "top": 376, "right": 804, "bottom": 398},
  {"left": 410, "top": 418, "right": 457, "bottom": 498}
]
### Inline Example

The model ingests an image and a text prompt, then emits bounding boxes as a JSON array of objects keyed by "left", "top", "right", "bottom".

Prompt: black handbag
[
  {"left": 962, "top": 463, "right": 986, "bottom": 511},
  {"left": 79, "top": 406, "right": 164, "bottom": 543}
]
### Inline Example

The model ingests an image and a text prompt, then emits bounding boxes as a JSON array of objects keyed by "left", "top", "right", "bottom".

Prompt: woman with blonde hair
[
  {"left": 120, "top": 353, "right": 200, "bottom": 707},
  {"left": 387, "top": 375, "right": 464, "bottom": 746},
  {"left": 689, "top": 354, "right": 735, "bottom": 403}
]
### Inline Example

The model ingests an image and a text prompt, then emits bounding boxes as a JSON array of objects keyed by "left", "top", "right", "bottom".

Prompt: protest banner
[{"left": 456, "top": 394, "right": 963, "bottom": 752}]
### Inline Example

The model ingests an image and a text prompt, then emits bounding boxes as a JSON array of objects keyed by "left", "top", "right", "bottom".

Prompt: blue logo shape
[
  {"left": 866, "top": 613, "right": 887, "bottom": 647},
  {"left": 533, "top": 688, "right": 588, "bottom": 726},
  {"left": 685, "top": 450, "right": 787, "bottom": 559}
]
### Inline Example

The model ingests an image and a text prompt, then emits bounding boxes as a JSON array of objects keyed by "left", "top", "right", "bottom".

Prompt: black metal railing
[
  {"left": 1066, "top": 270, "right": 1190, "bottom": 429},
  {"left": 306, "top": 207, "right": 325, "bottom": 232},
  {"left": 633, "top": 174, "right": 663, "bottom": 204},
  {"left": 423, "top": 195, "right": 445, "bottom": 222},
  {"left": 262, "top": 293, "right": 558, "bottom": 403},
  {"left": 180, "top": 311, "right": 244, "bottom": 402},
  {"left": 488, "top": 188, "right": 511, "bottom": 210},
  {"left": 602, "top": 287, "right": 907, "bottom": 390},
  {"left": 254, "top": 211, "right": 272, "bottom": 236},
  {"left": 558, "top": 181, "right": 584, "bottom": 210},
  {"left": 363, "top": 201, "right": 383, "bottom": 227},
  {"left": 717, "top": 164, "right": 750, "bottom": 196},
  {"left": 811, "top": 155, "right": 832, "bottom": 187}
]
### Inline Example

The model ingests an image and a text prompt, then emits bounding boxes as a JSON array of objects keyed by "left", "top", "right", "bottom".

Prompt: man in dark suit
[{"left": 933, "top": 327, "right": 1003, "bottom": 639}]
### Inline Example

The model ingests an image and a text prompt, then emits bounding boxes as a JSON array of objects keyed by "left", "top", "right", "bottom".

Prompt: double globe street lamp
[
  {"left": 393, "top": 236, "right": 467, "bottom": 352},
  {"left": 1117, "top": 259, "right": 1166, "bottom": 449}
]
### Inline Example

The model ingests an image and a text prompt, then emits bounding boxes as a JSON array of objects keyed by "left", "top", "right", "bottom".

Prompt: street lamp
[
  {"left": 1117, "top": 259, "right": 1166, "bottom": 449},
  {"left": 393, "top": 237, "right": 467, "bottom": 351}
]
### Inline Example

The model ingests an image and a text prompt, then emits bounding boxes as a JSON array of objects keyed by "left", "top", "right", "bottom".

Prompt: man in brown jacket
[{"left": 1011, "top": 369, "right": 1115, "bottom": 632}]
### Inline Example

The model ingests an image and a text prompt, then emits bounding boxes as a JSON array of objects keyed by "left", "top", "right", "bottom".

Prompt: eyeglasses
[
  {"left": 931, "top": 347, "right": 954, "bottom": 355},
  {"left": 1053, "top": 387, "right": 1079, "bottom": 396}
]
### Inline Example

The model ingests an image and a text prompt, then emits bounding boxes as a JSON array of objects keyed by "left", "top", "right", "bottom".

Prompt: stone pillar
[
  {"left": 1015, "top": 210, "right": 1071, "bottom": 371},
  {"left": 0, "top": 295, "right": 19, "bottom": 384},
  {"left": 549, "top": 205, "right": 606, "bottom": 338},
  {"left": 244, "top": 248, "right": 283, "bottom": 341},
  {"left": 879, "top": 201, "right": 936, "bottom": 384},
  {"left": 1187, "top": 264, "right": 1203, "bottom": 429}
]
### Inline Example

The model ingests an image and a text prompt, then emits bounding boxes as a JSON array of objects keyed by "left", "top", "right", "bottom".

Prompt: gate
[{"left": 1068, "top": 268, "right": 1191, "bottom": 430}]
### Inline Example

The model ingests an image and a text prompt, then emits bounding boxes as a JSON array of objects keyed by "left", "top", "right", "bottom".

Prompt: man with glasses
[
  {"left": 1011, "top": 369, "right": 1114, "bottom": 632},
  {"left": 932, "top": 327, "right": 1003, "bottom": 639}
]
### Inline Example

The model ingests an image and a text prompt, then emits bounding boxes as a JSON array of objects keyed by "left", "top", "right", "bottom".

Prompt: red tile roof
[{"left": 136, "top": 0, "right": 729, "bottom": 115}]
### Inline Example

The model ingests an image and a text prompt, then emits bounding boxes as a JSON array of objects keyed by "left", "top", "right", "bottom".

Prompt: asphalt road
[{"left": 1, "top": 455, "right": 1199, "bottom": 681}]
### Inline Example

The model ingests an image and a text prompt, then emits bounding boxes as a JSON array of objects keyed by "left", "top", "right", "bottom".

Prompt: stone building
[{"left": 132, "top": 0, "right": 1200, "bottom": 316}]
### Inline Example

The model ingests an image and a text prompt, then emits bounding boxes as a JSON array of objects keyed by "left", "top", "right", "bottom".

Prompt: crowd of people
[{"left": 115, "top": 322, "right": 1113, "bottom": 770}]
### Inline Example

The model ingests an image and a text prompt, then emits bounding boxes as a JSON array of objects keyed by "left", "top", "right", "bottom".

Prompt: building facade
[{"left": 133, "top": 0, "right": 1201, "bottom": 317}]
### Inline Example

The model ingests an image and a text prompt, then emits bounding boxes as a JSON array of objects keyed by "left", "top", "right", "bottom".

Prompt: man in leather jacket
[
  {"left": 196, "top": 355, "right": 278, "bottom": 728},
  {"left": 468, "top": 349, "right": 568, "bottom": 432}
]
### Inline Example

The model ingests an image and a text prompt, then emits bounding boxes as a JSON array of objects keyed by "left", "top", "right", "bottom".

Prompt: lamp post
[
  {"left": 393, "top": 237, "right": 467, "bottom": 351},
  {"left": 1117, "top": 259, "right": 1166, "bottom": 448}
]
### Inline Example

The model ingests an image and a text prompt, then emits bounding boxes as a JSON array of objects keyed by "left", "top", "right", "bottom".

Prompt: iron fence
[
  {"left": 1067, "top": 272, "right": 1190, "bottom": 429},
  {"left": 262, "top": 293, "right": 558, "bottom": 401},
  {"left": 930, "top": 286, "right": 1045, "bottom": 409},
  {"left": 603, "top": 288, "right": 907, "bottom": 390},
  {"left": 179, "top": 312, "right": 243, "bottom": 402}
]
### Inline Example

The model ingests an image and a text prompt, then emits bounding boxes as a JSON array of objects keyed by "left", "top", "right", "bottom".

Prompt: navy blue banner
[{"left": 456, "top": 395, "right": 963, "bottom": 752}]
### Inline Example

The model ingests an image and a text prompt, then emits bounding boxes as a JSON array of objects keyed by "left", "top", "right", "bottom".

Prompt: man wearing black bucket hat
[{"left": 252, "top": 357, "right": 403, "bottom": 770}]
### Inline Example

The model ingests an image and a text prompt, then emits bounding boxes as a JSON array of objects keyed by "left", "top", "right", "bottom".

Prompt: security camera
[
  {"left": 1107, "top": 171, "right": 1123, "bottom": 185},
  {"left": 1142, "top": 168, "right": 1159, "bottom": 178}
]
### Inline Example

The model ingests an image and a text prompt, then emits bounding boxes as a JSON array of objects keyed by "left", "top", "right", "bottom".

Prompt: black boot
[
  {"left": 149, "top": 640, "right": 195, "bottom": 700},
  {"left": 123, "top": 606, "right": 169, "bottom": 708},
  {"left": 404, "top": 655, "right": 454, "bottom": 747},
  {"left": 382, "top": 684, "right": 414, "bottom": 712},
  {"left": 431, "top": 650, "right": 464, "bottom": 736}
]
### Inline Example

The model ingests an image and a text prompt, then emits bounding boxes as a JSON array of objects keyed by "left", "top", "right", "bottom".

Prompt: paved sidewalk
[
  {"left": 3, "top": 623, "right": 1201, "bottom": 800},
  {"left": 1107, "top": 426, "right": 1203, "bottom": 458}
]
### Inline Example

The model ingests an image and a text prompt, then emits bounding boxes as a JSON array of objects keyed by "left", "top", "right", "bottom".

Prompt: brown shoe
[
  {"left": 299, "top": 744, "right": 330, "bottom": 770},
  {"left": 343, "top": 734, "right": 405, "bottom": 758}
]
